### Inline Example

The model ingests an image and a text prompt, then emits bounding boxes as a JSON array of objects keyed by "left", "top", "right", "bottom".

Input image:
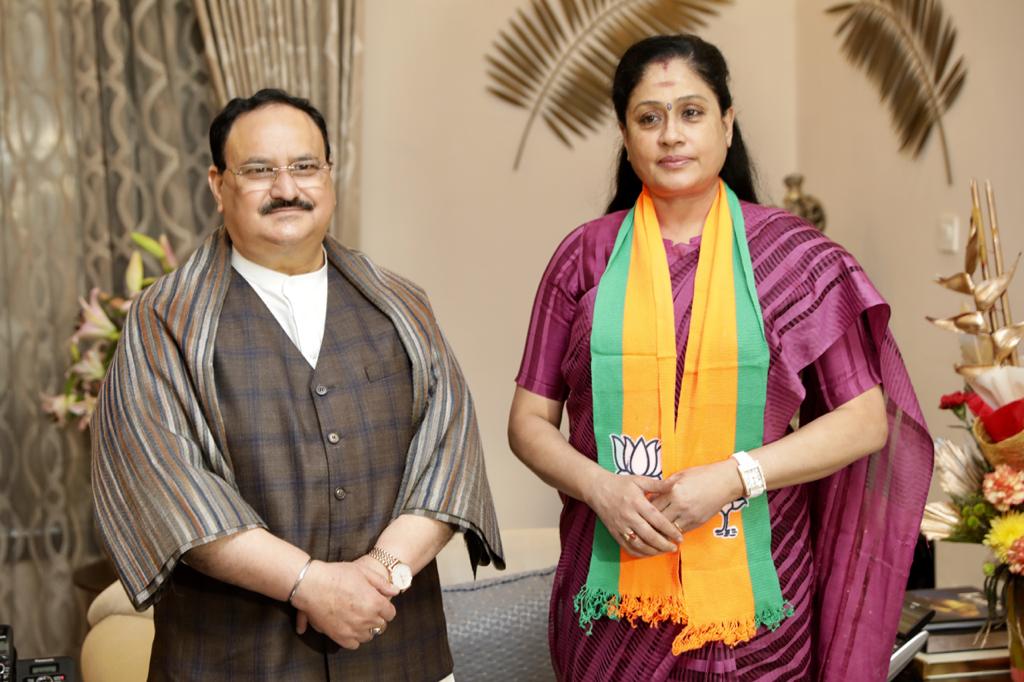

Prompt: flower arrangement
[
  {"left": 41, "top": 233, "right": 178, "bottom": 430},
  {"left": 923, "top": 181, "right": 1024, "bottom": 641}
]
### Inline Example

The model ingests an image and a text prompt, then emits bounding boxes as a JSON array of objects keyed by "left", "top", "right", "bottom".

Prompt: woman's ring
[
  {"left": 622, "top": 528, "right": 638, "bottom": 543},
  {"left": 370, "top": 625, "right": 383, "bottom": 637}
]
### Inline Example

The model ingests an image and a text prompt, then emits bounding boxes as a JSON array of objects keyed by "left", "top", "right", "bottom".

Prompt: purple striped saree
[{"left": 516, "top": 202, "right": 932, "bottom": 680}]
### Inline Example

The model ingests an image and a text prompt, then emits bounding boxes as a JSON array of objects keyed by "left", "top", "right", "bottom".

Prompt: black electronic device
[
  {"left": 0, "top": 625, "right": 15, "bottom": 682},
  {"left": 888, "top": 604, "right": 936, "bottom": 681},
  {"left": 15, "top": 656, "right": 76, "bottom": 682}
]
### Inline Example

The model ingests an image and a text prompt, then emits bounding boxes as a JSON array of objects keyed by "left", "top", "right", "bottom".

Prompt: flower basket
[{"left": 974, "top": 419, "right": 1024, "bottom": 471}]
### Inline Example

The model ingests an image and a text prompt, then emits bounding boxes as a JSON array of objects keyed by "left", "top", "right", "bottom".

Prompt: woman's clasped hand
[{"left": 585, "top": 459, "right": 746, "bottom": 557}]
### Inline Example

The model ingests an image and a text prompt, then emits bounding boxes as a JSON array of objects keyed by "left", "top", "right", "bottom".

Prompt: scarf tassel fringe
[
  {"left": 573, "top": 586, "right": 620, "bottom": 634},
  {"left": 671, "top": 617, "right": 757, "bottom": 655},
  {"left": 574, "top": 588, "right": 690, "bottom": 633},
  {"left": 611, "top": 594, "right": 688, "bottom": 628},
  {"left": 576, "top": 587, "right": 794, "bottom": 652},
  {"left": 757, "top": 601, "right": 795, "bottom": 632}
]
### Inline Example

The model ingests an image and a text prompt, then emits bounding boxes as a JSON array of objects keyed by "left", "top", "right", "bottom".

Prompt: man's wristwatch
[
  {"left": 368, "top": 547, "right": 413, "bottom": 591},
  {"left": 730, "top": 450, "right": 766, "bottom": 498}
]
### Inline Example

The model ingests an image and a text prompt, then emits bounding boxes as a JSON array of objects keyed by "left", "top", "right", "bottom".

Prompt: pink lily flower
[
  {"left": 70, "top": 288, "right": 118, "bottom": 344},
  {"left": 40, "top": 392, "right": 75, "bottom": 426},
  {"left": 159, "top": 234, "right": 179, "bottom": 270},
  {"left": 70, "top": 346, "right": 107, "bottom": 382},
  {"left": 68, "top": 394, "right": 98, "bottom": 430}
]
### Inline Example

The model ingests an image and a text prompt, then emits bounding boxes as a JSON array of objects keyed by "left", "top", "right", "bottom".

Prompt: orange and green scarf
[{"left": 577, "top": 180, "right": 792, "bottom": 653}]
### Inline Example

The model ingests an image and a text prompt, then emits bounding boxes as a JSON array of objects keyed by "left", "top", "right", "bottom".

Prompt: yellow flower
[{"left": 985, "top": 512, "right": 1024, "bottom": 560}]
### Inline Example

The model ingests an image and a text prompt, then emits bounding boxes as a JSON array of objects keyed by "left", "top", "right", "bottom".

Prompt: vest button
[
  {"left": 327, "top": 431, "right": 340, "bottom": 444},
  {"left": 315, "top": 384, "right": 328, "bottom": 396},
  {"left": 334, "top": 487, "right": 347, "bottom": 500}
]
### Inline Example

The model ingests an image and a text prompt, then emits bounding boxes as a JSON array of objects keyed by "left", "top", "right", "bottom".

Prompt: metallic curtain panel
[
  {"left": 193, "top": 0, "right": 363, "bottom": 248},
  {"left": 0, "top": 0, "right": 218, "bottom": 658}
]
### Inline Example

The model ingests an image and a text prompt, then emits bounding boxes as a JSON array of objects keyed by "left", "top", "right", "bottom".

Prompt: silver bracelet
[{"left": 287, "top": 557, "right": 314, "bottom": 605}]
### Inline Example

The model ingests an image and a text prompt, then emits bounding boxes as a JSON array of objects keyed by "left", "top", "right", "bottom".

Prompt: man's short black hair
[{"left": 208, "top": 88, "right": 331, "bottom": 171}]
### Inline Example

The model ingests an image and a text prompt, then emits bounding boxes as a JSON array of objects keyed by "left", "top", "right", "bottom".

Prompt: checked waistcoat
[{"left": 147, "top": 265, "right": 452, "bottom": 681}]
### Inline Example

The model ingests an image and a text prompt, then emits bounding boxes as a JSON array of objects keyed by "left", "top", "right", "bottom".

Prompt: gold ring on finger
[
  {"left": 622, "top": 528, "right": 638, "bottom": 543},
  {"left": 370, "top": 625, "right": 383, "bottom": 637}
]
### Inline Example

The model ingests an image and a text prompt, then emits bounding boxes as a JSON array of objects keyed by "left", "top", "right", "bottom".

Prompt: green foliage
[{"left": 947, "top": 492, "right": 999, "bottom": 543}]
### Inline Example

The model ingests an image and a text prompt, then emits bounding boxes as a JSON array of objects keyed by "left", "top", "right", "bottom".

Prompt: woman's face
[{"left": 620, "top": 57, "right": 734, "bottom": 202}]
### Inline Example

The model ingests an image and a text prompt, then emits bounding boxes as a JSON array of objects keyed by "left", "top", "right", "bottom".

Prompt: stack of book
[{"left": 901, "top": 586, "right": 1010, "bottom": 680}]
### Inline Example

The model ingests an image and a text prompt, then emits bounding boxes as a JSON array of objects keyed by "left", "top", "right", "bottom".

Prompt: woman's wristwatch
[
  {"left": 369, "top": 547, "right": 413, "bottom": 591},
  {"left": 730, "top": 450, "right": 766, "bottom": 498}
]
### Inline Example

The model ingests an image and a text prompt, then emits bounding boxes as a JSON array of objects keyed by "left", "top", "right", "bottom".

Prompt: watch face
[{"left": 392, "top": 563, "right": 413, "bottom": 590}]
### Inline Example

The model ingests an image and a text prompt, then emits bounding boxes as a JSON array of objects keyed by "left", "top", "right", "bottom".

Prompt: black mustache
[{"left": 259, "top": 198, "right": 314, "bottom": 215}]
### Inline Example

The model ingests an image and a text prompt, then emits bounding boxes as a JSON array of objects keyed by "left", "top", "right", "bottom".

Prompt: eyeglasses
[{"left": 225, "top": 160, "right": 332, "bottom": 191}]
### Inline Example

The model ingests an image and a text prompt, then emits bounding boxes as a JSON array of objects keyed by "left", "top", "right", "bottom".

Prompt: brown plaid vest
[{"left": 148, "top": 265, "right": 453, "bottom": 681}]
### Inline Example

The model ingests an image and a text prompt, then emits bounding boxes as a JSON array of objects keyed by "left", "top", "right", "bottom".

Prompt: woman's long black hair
[{"left": 606, "top": 34, "right": 759, "bottom": 214}]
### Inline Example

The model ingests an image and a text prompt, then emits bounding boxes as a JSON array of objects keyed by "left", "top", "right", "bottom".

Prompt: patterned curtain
[
  {"left": 0, "top": 0, "right": 218, "bottom": 658},
  {"left": 193, "top": 0, "right": 364, "bottom": 247}
]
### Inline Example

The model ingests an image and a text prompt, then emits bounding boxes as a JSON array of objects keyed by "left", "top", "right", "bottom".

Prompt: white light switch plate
[{"left": 937, "top": 213, "right": 960, "bottom": 254}]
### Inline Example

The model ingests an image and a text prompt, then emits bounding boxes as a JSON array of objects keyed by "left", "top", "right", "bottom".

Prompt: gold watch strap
[{"left": 369, "top": 546, "right": 400, "bottom": 571}]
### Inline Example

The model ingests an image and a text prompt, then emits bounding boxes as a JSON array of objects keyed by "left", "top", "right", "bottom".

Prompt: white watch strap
[{"left": 731, "top": 450, "right": 766, "bottom": 498}]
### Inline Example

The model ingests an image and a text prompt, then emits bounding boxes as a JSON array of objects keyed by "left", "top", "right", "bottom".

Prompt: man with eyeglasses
[{"left": 91, "top": 89, "right": 503, "bottom": 680}]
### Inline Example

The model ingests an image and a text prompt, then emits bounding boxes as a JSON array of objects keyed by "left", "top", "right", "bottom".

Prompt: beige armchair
[{"left": 80, "top": 581, "right": 154, "bottom": 680}]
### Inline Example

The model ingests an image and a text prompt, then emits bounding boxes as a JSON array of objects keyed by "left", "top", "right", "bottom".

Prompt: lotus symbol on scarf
[{"left": 610, "top": 434, "right": 662, "bottom": 478}]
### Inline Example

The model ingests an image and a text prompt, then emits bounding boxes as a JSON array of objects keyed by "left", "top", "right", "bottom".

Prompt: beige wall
[
  {"left": 360, "top": 1, "right": 798, "bottom": 529},
  {"left": 795, "top": 0, "right": 1024, "bottom": 585}
]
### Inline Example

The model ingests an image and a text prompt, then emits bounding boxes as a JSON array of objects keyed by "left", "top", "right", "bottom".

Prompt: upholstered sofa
[{"left": 80, "top": 527, "right": 560, "bottom": 681}]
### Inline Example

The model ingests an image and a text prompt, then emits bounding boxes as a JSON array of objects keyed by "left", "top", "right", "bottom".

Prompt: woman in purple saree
[{"left": 508, "top": 35, "right": 932, "bottom": 681}]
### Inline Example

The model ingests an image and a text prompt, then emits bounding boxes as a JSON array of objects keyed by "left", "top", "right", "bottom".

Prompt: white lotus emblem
[{"left": 610, "top": 434, "right": 662, "bottom": 478}]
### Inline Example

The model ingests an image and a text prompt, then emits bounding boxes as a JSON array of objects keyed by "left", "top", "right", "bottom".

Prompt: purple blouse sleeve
[
  {"left": 515, "top": 226, "right": 585, "bottom": 401},
  {"left": 810, "top": 316, "right": 882, "bottom": 410}
]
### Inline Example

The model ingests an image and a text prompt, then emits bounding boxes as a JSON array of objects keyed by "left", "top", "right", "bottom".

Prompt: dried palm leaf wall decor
[
  {"left": 485, "top": 0, "right": 730, "bottom": 170},
  {"left": 827, "top": 0, "right": 967, "bottom": 185}
]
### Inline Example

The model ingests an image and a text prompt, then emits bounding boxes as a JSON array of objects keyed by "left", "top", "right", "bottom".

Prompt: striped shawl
[{"left": 92, "top": 228, "right": 504, "bottom": 609}]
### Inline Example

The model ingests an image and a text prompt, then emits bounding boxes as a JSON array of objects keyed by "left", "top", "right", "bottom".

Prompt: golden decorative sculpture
[
  {"left": 827, "top": 0, "right": 967, "bottom": 185},
  {"left": 928, "top": 181, "right": 1021, "bottom": 375},
  {"left": 484, "top": 0, "right": 729, "bottom": 170},
  {"left": 782, "top": 174, "right": 826, "bottom": 231}
]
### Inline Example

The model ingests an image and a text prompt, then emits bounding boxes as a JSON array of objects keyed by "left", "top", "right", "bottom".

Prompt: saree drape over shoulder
[
  {"left": 92, "top": 228, "right": 504, "bottom": 610},
  {"left": 516, "top": 202, "right": 932, "bottom": 681}
]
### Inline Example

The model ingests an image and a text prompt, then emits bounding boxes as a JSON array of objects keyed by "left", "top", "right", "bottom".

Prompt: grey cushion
[{"left": 442, "top": 567, "right": 556, "bottom": 681}]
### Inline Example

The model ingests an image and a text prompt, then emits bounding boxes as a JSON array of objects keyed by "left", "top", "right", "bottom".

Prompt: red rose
[
  {"left": 939, "top": 391, "right": 993, "bottom": 417},
  {"left": 939, "top": 392, "right": 969, "bottom": 409}
]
